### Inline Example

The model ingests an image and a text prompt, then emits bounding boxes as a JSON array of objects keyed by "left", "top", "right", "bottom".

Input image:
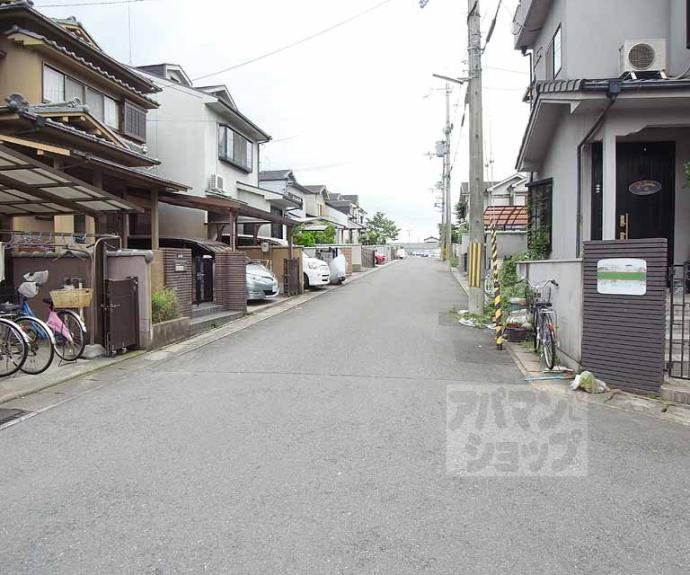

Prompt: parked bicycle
[
  {"left": 0, "top": 271, "right": 87, "bottom": 374},
  {"left": 0, "top": 316, "right": 28, "bottom": 377},
  {"left": 526, "top": 278, "right": 559, "bottom": 370}
]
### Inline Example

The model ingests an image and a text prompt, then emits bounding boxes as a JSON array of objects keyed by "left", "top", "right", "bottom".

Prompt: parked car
[
  {"left": 396, "top": 248, "right": 407, "bottom": 259},
  {"left": 302, "top": 253, "right": 330, "bottom": 289},
  {"left": 374, "top": 253, "right": 386, "bottom": 265},
  {"left": 246, "top": 261, "right": 280, "bottom": 300}
]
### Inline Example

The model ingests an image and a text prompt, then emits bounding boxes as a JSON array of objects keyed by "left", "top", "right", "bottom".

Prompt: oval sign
[{"left": 629, "top": 180, "right": 662, "bottom": 196}]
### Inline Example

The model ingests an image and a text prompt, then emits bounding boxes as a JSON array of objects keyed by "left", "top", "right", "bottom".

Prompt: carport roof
[{"left": 0, "top": 143, "right": 142, "bottom": 216}]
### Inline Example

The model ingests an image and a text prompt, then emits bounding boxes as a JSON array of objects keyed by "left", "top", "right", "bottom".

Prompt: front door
[
  {"left": 194, "top": 255, "right": 214, "bottom": 304},
  {"left": 616, "top": 142, "right": 675, "bottom": 265}
]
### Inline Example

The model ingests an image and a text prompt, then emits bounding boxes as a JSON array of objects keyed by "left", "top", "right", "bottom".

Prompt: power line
[
  {"left": 192, "top": 0, "right": 397, "bottom": 81},
  {"left": 37, "top": 0, "right": 151, "bottom": 7}
]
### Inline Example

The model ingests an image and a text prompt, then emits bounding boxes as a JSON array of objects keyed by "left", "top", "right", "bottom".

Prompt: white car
[
  {"left": 246, "top": 261, "right": 279, "bottom": 300},
  {"left": 302, "top": 253, "right": 330, "bottom": 289},
  {"left": 396, "top": 248, "right": 407, "bottom": 259}
]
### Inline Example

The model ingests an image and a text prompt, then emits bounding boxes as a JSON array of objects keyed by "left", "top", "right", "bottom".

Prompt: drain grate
[{"left": 0, "top": 408, "right": 28, "bottom": 426}]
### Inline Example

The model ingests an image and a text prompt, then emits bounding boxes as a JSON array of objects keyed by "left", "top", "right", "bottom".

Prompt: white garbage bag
[
  {"left": 329, "top": 254, "right": 347, "bottom": 284},
  {"left": 18, "top": 281, "right": 39, "bottom": 299}
]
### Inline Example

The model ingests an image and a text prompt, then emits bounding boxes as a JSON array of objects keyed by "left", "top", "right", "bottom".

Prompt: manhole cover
[{"left": 0, "top": 408, "right": 28, "bottom": 426}]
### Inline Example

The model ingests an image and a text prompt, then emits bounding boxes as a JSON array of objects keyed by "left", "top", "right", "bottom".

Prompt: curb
[
  {"left": 0, "top": 261, "right": 396, "bottom": 408},
  {"left": 0, "top": 350, "right": 146, "bottom": 406},
  {"left": 505, "top": 341, "right": 690, "bottom": 428}
]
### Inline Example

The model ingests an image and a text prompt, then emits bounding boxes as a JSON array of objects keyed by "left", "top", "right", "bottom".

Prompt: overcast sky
[{"left": 36, "top": 0, "right": 530, "bottom": 241}]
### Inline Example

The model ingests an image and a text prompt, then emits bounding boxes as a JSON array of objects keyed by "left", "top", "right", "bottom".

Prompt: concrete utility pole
[
  {"left": 443, "top": 84, "right": 452, "bottom": 268},
  {"left": 467, "top": 0, "right": 485, "bottom": 314}
]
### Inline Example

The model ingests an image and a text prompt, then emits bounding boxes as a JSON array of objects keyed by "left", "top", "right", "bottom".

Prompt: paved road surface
[{"left": 1, "top": 259, "right": 690, "bottom": 574}]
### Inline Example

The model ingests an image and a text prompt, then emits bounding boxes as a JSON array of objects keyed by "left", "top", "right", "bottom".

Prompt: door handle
[{"left": 619, "top": 213, "right": 629, "bottom": 240}]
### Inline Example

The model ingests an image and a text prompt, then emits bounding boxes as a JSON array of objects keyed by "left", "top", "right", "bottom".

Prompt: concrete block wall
[{"left": 162, "top": 248, "right": 193, "bottom": 319}]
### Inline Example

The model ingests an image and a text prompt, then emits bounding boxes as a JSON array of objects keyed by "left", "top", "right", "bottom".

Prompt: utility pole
[
  {"left": 467, "top": 0, "right": 485, "bottom": 314},
  {"left": 443, "top": 83, "right": 452, "bottom": 268}
]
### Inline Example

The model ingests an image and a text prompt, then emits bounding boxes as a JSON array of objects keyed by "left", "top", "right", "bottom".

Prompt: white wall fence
[{"left": 517, "top": 259, "right": 584, "bottom": 369}]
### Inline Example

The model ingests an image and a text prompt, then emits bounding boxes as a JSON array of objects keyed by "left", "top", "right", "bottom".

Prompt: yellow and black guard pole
[{"left": 490, "top": 222, "right": 504, "bottom": 350}]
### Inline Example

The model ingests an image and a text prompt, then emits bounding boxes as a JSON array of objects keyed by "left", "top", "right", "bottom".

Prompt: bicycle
[
  {"left": 0, "top": 317, "right": 28, "bottom": 377},
  {"left": 526, "top": 278, "right": 559, "bottom": 370},
  {"left": 13, "top": 271, "right": 86, "bottom": 365},
  {"left": 0, "top": 303, "right": 55, "bottom": 375}
]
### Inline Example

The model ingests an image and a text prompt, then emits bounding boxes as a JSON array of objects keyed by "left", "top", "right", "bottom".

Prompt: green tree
[
  {"left": 293, "top": 224, "right": 336, "bottom": 246},
  {"left": 455, "top": 198, "right": 467, "bottom": 223},
  {"left": 361, "top": 211, "right": 400, "bottom": 245}
]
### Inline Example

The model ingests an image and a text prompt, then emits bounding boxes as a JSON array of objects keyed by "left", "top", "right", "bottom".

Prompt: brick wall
[
  {"left": 162, "top": 248, "right": 192, "bottom": 319},
  {"left": 341, "top": 247, "right": 353, "bottom": 275},
  {"left": 214, "top": 251, "right": 247, "bottom": 312}
]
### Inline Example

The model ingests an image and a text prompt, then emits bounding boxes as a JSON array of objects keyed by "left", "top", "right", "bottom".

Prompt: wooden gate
[
  {"left": 104, "top": 277, "right": 139, "bottom": 356},
  {"left": 283, "top": 258, "right": 301, "bottom": 296},
  {"left": 582, "top": 239, "right": 666, "bottom": 395}
]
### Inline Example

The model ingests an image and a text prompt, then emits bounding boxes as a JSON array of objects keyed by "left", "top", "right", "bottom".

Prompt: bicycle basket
[{"left": 50, "top": 288, "right": 92, "bottom": 308}]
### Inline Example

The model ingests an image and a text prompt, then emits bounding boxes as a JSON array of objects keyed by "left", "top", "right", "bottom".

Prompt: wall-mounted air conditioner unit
[
  {"left": 209, "top": 174, "right": 224, "bottom": 194},
  {"left": 620, "top": 39, "right": 667, "bottom": 75}
]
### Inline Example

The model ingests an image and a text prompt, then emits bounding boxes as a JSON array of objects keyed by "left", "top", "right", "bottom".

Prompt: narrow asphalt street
[{"left": 1, "top": 259, "right": 690, "bottom": 574}]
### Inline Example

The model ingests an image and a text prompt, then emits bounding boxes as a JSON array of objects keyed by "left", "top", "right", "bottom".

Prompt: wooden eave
[
  {"left": 34, "top": 111, "right": 125, "bottom": 147},
  {"left": 7, "top": 31, "right": 158, "bottom": 110}
]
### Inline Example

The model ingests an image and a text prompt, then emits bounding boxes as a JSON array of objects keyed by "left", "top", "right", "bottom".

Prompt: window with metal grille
[
  {"left": 123, "top": 100, "right": 147, "bottom": 142},
  {"left": 271, "top": 206, "right": 284, "bottom": 239},
  {"left": 527, "top": 179, "right": 553, "bottom": 258}
]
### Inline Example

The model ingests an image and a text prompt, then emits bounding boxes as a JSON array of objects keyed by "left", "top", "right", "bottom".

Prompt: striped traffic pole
[
  {"left": 490, "top": 222, "right": 504, "bottom": 350},
  {"left": 468, "top": 241, "right": 481, "bottom": 288}
]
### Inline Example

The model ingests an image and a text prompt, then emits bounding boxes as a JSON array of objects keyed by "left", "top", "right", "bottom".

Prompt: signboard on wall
[{"left": 596, "top": 258, "right": 647, "bottom": 295}]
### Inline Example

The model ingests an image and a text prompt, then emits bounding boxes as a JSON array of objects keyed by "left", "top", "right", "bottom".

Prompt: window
[
  {"left": 104, "top": 96, "right": 120, "bottom": 130},
  {"left": 123, "top": 100, "right": 147, "bottom": 141},
  {"left": 86, "top": 88, "right": 104, "bottom": 122},
  {"left": 218, "top": 125, "right": 253, "bottom": 172},
  {"left": 271, "top": 206, "right": 284, "bottom": 239},
  {"left": 552, "top": 26, "right": 562, "bottom": 78},
  {"left": 43, "top": 66, "right": 65, "bottom": 102},
  {"left": 527, "top": 179, "right": 553, "bottom": 258},
  {"left": 65, "top": 76, "right": 85, "bottom": 102}
]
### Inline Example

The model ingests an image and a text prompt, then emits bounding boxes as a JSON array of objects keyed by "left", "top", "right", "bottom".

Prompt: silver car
[{"left": 246, "top": 261, "right": 280, "bottom": 300}]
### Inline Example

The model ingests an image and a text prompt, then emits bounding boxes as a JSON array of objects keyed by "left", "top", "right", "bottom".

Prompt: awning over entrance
[
  {"left": 0, "top": 143, "right": 142, "bottom": 216},
  {"left": 484, "top": 206, "right": 528, "bottom": 230},
  {"left": 158, "top": 191, "right": 297, "bottom": 227}
]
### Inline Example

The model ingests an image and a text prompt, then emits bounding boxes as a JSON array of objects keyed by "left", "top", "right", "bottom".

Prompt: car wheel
[{"left": 303, "top": 273, "right": 310, "bottom": 289}]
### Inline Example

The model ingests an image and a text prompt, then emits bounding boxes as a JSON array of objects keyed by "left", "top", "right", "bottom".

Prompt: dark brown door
[
  {"left": 194, "top": 256, "right": 214, "bottom": 304},
  {"left": 104, "top": 277, "right": 139, "bottom": 355},
  {"left": 616, "top": 142, "right": 675, "bottom": 265}
]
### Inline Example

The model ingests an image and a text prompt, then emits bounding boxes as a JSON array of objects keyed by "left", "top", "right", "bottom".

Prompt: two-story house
[
  {"left": 0, "top": 0, "right": 191, "bottom": 347},
  {"left": 515, "top": 0, "right": 690, "bottom": 263},
  {"left": 137, "top": 64, "right": 297, "bottom": 243},
  {"left": 513, "top": 0, "right": 690, "bottom": 375}
]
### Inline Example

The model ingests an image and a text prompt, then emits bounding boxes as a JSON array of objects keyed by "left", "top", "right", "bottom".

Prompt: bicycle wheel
[
  {"left": 542, "top": 320, "right": 556, "bottom": 370},
  {"left": 54, "top": 310, "right": 86, "bottom": 362},
  {"left": 0, "top": 318, "right": 27, "bottom": 377},
  {"left": 16, "top": 317, "right": 55, "bottom": 375},
  {"left": 532, "top": 309, "right": 541, "bottom": 352}
]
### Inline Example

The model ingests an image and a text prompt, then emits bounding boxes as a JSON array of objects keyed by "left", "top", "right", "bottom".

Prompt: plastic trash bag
[
  {"left": 24, "top": 270, "right": 49, "bottom": 286},
  {"left": 570, "top": 370, "right": 609, "bottom": 394},
  {"left": 18, "top": 281, "right": 39, "bottom": 299}
]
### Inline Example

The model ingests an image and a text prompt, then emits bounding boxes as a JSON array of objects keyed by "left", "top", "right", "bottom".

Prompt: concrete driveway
[{"left": 1, "top": 259, "right": 689, "bottom": 574}]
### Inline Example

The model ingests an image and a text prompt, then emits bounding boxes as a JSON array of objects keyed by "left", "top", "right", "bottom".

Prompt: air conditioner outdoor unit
[
  {"left": 620, "top": 39, "right": 667, "bottom": 75},
  {"left": 209, "top": 174, "right": 224, "bottom": 193}
]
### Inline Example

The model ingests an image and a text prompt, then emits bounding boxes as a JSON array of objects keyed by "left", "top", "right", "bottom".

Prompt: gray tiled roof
[{"left": 259, "top": 170, "right": 293, "bottom": 181}]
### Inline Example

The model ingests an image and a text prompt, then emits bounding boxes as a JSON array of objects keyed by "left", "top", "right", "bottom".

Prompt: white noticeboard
[{"left": 596, "top": 258, "right": 647, "bottom": 295}]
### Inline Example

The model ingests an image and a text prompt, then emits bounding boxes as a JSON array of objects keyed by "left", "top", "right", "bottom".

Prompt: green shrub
[{"left": 152, "top": 288, "right": 179, "bottom": 324}]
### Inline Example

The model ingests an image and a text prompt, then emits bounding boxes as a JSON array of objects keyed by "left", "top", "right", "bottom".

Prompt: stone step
[
  {"left": 661, "top": 380, "right": 690, "bottom": 405},
  {"left": 191, "top": 303, "right": 224, "bottom": 319},
  {"left": 190, "top": 310, "right": 244, "bottom": 335}
]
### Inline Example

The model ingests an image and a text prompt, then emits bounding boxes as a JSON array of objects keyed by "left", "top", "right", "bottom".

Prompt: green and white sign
[{"left": 597, "top": 258, "right": 647, "bottom": 295}]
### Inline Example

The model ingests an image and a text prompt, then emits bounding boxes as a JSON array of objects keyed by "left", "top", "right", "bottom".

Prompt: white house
[{"left": 138, "top": 63, "right": 295, "bottom": 241}]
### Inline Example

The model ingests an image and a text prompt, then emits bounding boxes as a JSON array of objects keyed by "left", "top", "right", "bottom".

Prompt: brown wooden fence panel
[
  {"left": 162, "top": 248, "right": 192, "bottom": 319},
  {"left": 362, "top": 247, "right": 376, "bottom": 268},
  {"left": 283, "top": 258, "right": 301, "bottom": 296},
  {"left": 214, "top": 252, "right": 247, "bottom": 312},
  {"left": 582, "top": 239, "right": 666, "bottom": 395}
]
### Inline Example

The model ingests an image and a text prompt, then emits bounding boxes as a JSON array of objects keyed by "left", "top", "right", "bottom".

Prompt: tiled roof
[
  {"left": 484, "top": 206, "right": 528, "bottom": 230},
  {"left": 4, "top": 26, "right": 159, "bottom": 104},
  {"left": 259, "top": 170, "right": 292, "bottom": 181}
]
